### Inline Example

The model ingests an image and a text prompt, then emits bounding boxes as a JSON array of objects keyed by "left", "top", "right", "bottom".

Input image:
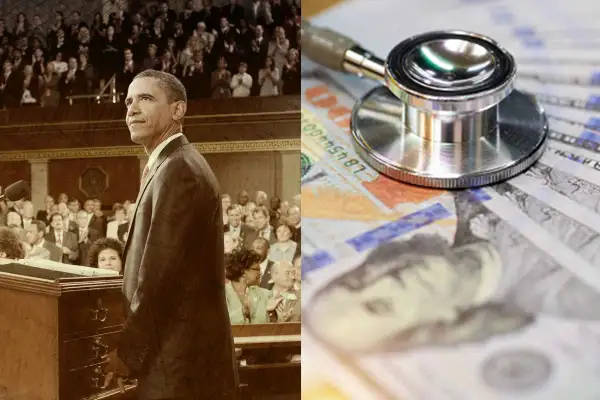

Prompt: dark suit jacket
[
  {"left": 78, "top": 227, "right": 101, "bottom": 266},
  {"left": 120, "top": 135, "right": 239, "bottom": 399},
  {"left": 258, "top": 226, "right": 277, "bottom": 246},
  {"left": 117, "top": 221, "right": 129, "bottom": 242},
  {"left": 41, "top": 239, "right": 62, "bottom": 263},
  {"left": 224, "top": 223, "right": 257, "bottom": 250},
  {"left": 259, "top": 260, "right": 275, "bottom": 290},
  {"left": 89, "top": 214, "right": 108, "bottom": 237},
  {"left": 44, "top": 230, "right": 79, "bottom": 264}
]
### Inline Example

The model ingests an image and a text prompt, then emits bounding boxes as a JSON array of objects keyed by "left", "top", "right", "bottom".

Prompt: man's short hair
[
  {"left": 133, "top": 69, "right": 187, "bottom": 104},
  {"left": 226, "top": 205, "right": 240, "bottom": 215},
  {"left": 49, "top": 212, "right": 62, "bottom": 223},
  {"left": 252, "top": 206, "right": 269, "bottom": 219}
]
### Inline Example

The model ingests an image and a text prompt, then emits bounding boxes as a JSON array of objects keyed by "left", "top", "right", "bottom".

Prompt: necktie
[{"left": 141, "top": 165, "right": 150, "bottom": 184}]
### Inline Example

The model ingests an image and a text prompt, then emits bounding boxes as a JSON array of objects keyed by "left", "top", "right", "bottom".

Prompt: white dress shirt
[
  {"left": 145, "top": 133, "right": 184, "bottom": 171},
  {"left": 228, "top": 225, "right": 241, "bottom": 238}
]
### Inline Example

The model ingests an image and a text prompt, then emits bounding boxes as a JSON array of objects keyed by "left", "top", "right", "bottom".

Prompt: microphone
[{"left": 0, "top": 180, "right": 30, "bottom": 202}]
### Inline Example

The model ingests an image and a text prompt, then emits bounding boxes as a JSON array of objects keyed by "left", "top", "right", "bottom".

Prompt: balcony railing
[{"left": 65, "top": 75, "right": 123, "bottom": 106}]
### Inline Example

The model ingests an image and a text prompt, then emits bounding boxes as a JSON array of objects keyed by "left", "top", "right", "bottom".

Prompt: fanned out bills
[{"left": 301, "top": 0, "right": 600, "bottom": 398}]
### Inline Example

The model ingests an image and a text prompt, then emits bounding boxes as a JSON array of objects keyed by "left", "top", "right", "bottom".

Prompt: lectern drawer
[
  {"left": 62, "top": 331, "right": 121, "bottom": 370},
  {"left": 60, "top": 362, "right": 137, "bottom": 400},
  {"left": 59, "top": 289, "right": 125, "bottom": 334}
]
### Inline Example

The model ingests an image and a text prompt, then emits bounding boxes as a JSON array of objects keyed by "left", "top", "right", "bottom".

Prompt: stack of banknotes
[{"left": 301, "top": 0, "right": 600, "bottom": 398}]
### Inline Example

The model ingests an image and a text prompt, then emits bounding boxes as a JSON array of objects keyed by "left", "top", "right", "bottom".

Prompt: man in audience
[
  {"left": 253, "top": 206, "right": 276, "bottom": 244},
  {"left": 20, "top": 201, "right": 34, "bottom": 229},
  {"left": 57, "top": 202, "right": 78, "bottom": 234},
  {"left": 91, "top": 198, "right": 108, "bottom": 236},
  {"left": 225, "top": 204, "right": 256, "bottom": 249},
  {"left": 270, "top": 260, "right": 301, "bottom": 322},
  {"left": 67, "top": 198, "right": 80, "bottom": 222},
  {"left": 252, "top": 237, "right": 274, "bottom": 289},
  {"left": 36, "top": 196, "right": 54, "bottom": 222},
  {"left": 238, "top": 190, "right": 249, "bottom": 207},
  {"left": 6, "top": 210, "right": 22, "bottom": 228},
  {"left": 25, "top": 220, "right": 55, "bottom": 260},
  {"left": 287, "top": 205, "right": 301, "bottom": 245},
  {"left": 104, "top": 70, "right": 239, "bottom": 399},
  {"left": 45, "top": 212, "right": 79, "bottom": 264},
  {"left": 76, "top": 209, "right": 100, "bottom": 266},
  {"left": 107, "top": 205, "right": 127, "bottom": 240},
  {"left": 117, "top": 203, "right": 136, "bottom": 242}
]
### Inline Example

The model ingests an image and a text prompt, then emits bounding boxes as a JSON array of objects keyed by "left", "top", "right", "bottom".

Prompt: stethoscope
[{"left": 302, "top": 20, "right": 549, "bottom": 189}]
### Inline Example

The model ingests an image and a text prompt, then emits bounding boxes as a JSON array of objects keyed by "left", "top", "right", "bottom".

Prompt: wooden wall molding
[
  {"left": 0, "top": 95, "right": 300, "bottom": 152},
  {"left": 0, "top": 139, "right": 300, "bottom": 162}
]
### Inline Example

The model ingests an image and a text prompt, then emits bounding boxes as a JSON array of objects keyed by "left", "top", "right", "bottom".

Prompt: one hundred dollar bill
[{"left": 303, "top": 186, "right": 600, "bottom": 400}]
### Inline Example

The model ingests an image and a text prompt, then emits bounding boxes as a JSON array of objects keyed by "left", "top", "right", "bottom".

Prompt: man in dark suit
[
  {"left": 253, "top": 206, "right": 276, "bottom": 245},
  {"left": 104, "top": 70, "right": 239, "bottom": 399},
  {"left": 224, "top": 205, "right": 257, "bottom": 249},
  {"left": 75, "top": 210, "right": 101, "bottom": 266},
  {"left": 25, "top": 220, "right": 62, "bottom": 262},
  {"left": 45, "top": 213, "right": 79, "bottom": 264},
  {"left": 252, "top": 237, "right": 274, "bottom": 289},
  {"left": 36, "top": 196, "right": 55, "bottom": 223}
]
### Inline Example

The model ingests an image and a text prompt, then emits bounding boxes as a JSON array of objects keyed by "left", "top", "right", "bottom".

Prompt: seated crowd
[
  {"left": 222, "top": 190, "right": 301, "bottom": 324},
  {"left": 0, "top": 188, "right": 301, "bottom": 324},
  {"left": 0, "top": 0, "right": 301, "bottom": 108}
]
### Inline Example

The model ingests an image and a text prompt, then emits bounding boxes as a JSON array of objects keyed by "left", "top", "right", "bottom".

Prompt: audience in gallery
[{"left": 0, "top": 0, "right": 301, "bottom": 108}]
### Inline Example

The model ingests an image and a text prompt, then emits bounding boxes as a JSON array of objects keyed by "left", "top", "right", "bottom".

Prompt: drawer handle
[
  {"left": 92, "top": 337, "right": 108, "bottom": 359},
  {"left": 90, "top": 298, "right": 108, "bottom": 322},
  {"left": 91, "top": 366, "right": 110, "bottom": 389}
]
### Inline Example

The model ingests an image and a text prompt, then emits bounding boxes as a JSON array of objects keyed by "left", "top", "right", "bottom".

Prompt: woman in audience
[
  {"left": 268, "top": 223, "right": 297, "bottom": 263},
  {"left": 281, "top": 48, "right": 300, "bottom": 95},
  {"left": 224, "top": 248, "right": 282, "bottom": 324},
  {"left": 0, "top": 226, "right": 25, "bottom": 259},
  {"left": 211, "top": 56, "right": 232, "bottom": 99},
  {"left": 90, "top": 12, "right": 106, "bottom": 38},
  {"left": 258, "top": 56, "right": 279, "bottom": 97},
  {"left": 40, "top": 61, "right": 60, "bottom": 107},
  {"left": 179, "top": 36, "right": 199, "bottom": 68},
  {"left": 86, "top": 237, "right": 123, "bottom": 273},
  {"left": 267, "top": 26, "right": 289, "bottom": 71}
]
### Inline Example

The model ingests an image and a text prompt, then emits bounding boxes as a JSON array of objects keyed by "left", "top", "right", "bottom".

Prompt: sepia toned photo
[{"left": 0, "top": 0, "right": 301, "bottom": 399}]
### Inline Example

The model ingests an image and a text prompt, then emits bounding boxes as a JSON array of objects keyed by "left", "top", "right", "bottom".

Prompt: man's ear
[{"left": 172, "top": 100, "right": 187, "bottom": 122}]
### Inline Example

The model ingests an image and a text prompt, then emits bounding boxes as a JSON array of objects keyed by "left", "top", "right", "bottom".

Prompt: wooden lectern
[
  {"left": 0, "top": 259, "right": 301, "bottom": 399},
  {"left": 0, "top": 260, "right": 137, "bottom": 400}
]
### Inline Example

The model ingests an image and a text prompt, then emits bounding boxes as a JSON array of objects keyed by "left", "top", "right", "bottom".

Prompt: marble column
[
  {"left": 29, "top": 159, "right": 49, "bottom": 211},
  {"left": 280, "top": 151, "right": 301, "bottom": 203}
]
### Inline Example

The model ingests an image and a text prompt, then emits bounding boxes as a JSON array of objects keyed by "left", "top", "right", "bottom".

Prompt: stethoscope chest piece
[{"left": 350, "top": 30, "right": 548, "bottom": 189}]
